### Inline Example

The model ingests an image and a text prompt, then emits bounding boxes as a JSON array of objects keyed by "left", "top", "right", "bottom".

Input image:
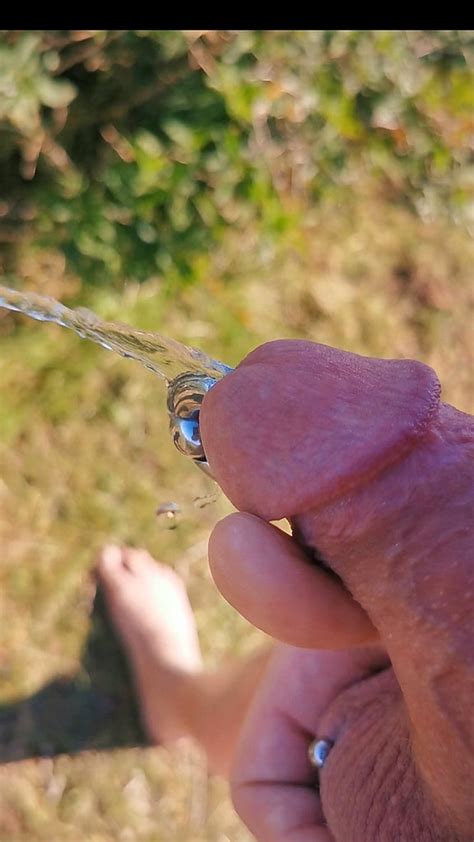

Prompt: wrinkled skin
[{"left": 200, "top": 340, "right": 474, "bottom": 842}]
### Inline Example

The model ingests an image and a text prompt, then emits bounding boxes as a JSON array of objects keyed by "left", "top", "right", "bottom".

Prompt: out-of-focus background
[{"left": 0, "top": 30, "right": 472, "bottom": 842}]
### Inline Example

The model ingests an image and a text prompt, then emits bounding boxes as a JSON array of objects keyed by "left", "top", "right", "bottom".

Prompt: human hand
[{"left": 200, "top": 340, "right": 473, "bottom": 842}]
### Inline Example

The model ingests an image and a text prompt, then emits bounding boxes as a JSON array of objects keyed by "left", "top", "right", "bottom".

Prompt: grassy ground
[{"left": 0, "top": 195, "right": 473, "bottom": 841}]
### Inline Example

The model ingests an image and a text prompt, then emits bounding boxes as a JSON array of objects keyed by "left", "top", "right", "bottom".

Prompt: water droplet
[{"left": 156, "top": 501, "right": 181, "bottom": 518}]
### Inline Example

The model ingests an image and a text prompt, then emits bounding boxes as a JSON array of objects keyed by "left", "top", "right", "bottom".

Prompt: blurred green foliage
[{"left": 0, "top": 30, "right": 472, "bottom": 285}]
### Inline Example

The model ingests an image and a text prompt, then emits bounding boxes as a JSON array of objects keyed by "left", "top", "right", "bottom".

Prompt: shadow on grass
[{"left": 0, "top": 590, "right": 147, "bottom": 762}]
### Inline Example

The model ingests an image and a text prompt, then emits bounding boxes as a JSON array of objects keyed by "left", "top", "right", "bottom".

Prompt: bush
[{"left": 0, "top": 30, "right": 472, "bottom": 286}]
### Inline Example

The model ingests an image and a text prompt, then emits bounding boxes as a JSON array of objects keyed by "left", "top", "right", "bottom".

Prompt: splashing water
[{"left": 0, "top": 284, "right": 231, "bottom": 383}]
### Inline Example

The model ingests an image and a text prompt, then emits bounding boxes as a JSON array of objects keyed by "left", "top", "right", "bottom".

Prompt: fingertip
[
  {"left": 209, "top": 511, "right": 259, "bottom": 569},
  {"left": 208, "top": 513, "right": 376, "bottom": 649}
]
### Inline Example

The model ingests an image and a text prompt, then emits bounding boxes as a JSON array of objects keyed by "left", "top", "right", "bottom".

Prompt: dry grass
[{"left": 0, "top": 196, "right": 472, "bottom": 841}]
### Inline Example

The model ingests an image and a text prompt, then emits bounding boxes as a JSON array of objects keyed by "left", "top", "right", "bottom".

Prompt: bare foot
[{"left": 96, "top": 545, "right": 203, "bottom": 745}]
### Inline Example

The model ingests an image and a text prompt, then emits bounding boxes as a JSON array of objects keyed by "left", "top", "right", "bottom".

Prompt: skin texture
[{"left": 200, "top": 340, "right": 474, "bottom": 842}]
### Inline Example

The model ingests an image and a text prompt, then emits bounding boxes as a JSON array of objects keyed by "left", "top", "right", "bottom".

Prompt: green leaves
[
  {"left": 0, "top": 33, "right": 76, "bottom": 132},
  {"left": 0, "top": 30, "right": 472, "bottom": 287}
]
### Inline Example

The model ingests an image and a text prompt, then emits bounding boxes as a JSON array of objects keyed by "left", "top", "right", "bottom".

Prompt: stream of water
[{"left": 0, "top": 284, "right": 231, "bottom": 383}]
